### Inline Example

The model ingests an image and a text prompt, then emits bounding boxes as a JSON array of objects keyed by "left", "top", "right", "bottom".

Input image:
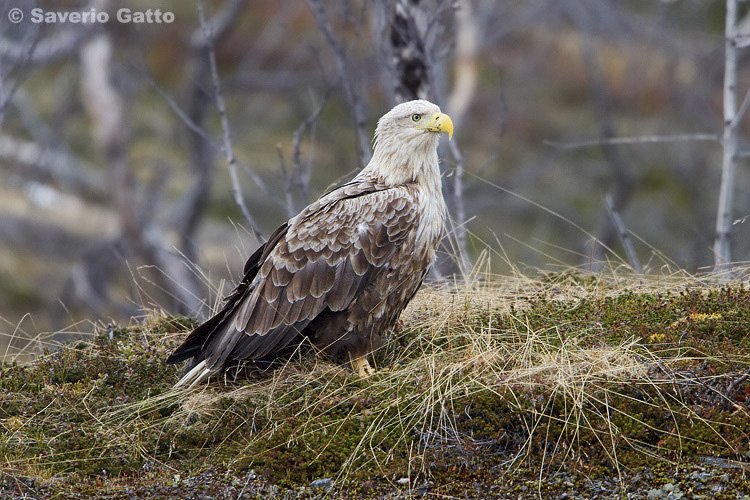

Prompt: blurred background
[{"left": 1, "top": 0, "right": 748, "bottom": 353}]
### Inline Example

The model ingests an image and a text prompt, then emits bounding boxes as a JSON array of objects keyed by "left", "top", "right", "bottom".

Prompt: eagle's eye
[{"left": 411, "top": 113, "right": 422, "bottom": 122}]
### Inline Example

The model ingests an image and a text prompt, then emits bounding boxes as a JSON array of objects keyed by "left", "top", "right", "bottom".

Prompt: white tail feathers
[{"left": 175, "top": 360, "right": 212, "bottom": 388}]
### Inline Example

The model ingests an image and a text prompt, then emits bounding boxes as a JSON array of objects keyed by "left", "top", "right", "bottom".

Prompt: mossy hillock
[{"left": 1, "top": 277, "right": 749, "bottom": 498}]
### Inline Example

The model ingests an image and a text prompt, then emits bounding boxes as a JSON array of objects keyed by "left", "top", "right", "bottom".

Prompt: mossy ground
[{"left": 2, "top": 273, "right": 750, "bottom": 498}]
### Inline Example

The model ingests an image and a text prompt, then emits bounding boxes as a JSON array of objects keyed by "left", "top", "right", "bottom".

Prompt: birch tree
[{"left": 713, "top": 0, "right": 744, "bottom": 278}]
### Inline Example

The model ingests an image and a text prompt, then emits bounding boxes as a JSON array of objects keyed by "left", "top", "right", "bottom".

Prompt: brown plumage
[{"left": 166, "top": 100, "right": 453, "bottom": 386}]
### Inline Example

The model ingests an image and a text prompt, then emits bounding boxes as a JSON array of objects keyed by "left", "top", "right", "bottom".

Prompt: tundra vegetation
[{"left": 2, "top": 271, "right": 750, "bottom": 498}]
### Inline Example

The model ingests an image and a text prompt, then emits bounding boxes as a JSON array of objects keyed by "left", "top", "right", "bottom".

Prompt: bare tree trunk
[
  {"left": 375, "top": 0, "right": 473, "bottom": 279},
  {"left": 446, "top": 0, "right": 478, "bottom": 130},
  {"left": 79, "top": 35, "right": 139, "bottom": 247},
  {"left": 445, "top": 0, "right": 478, "bottom": 279},
  {"left": 80, "top": 34, "right": 202, "bottom": 315},
  {"left": 384, "top": 0, "right": 433, "bottom": 102},
  {"left": 713, "top": 0, "right": 740, "bottom": 279},
  {"left": 177, "top": 42, "right": 213, "bottom": 262}
]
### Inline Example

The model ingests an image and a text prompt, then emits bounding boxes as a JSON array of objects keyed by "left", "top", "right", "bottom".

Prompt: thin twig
[
  {"left": 196, "top": 0, "right": 263, "bottom": 241},
  {"left": 139, "top": 67, "right": 283, "bottom": 210},
  {"left": 604, "top": 194, "right": 643, "bottom": 274},
  {"left": 0, "top": 28, "right": 93, "bottom": 66},
  {"left": 292, "top": 94, "right": 329, "bottom": 209},
  {"left": 276, "top": 146, "right": 295, "bottom": 219},
  {"left": 447, "top": 139, "right": 472, "bottom": 280},
  {"left": 731, "top": 88, "right": 750, "bottom": 129},
  {"left": 0, "top": 133, "right": 105, "bottom": 197},
  {"left": 306, "top": 0, "right": 371, "bottom": 166},
  {"left": 725, "top": 369, "right": 750, "bottom": 398},
  {"left": 544, "top": 133, "right": 721, "bottom": 151}
]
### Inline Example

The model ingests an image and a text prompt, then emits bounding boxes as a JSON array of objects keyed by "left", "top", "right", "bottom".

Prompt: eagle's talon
[{"left": 352, "top": 356, "right": 376, "bottom": 377}]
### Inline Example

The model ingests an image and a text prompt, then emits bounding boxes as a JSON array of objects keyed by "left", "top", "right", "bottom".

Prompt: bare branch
[
  {"left": 731, "top": 88, "right": 750, "bottom": 129},
  {"left": 545, "top": 133, "right": 721, "bottom": 151},
  {"left": 139, "top": 67, "right": 283, "bottom": 212},
  {"left": 0, "top": 133, "right": 105, "bottom": 198},
  {"left": 292, "top": 95, "right": 328, "bottom": 208},
  {"left": 237, "top": 162, "right": 286, "bottom": 211},
  {"left": 81, "top": 33, "right": 202, "bottom": 315},
  {"left": 446, "top": 139, "right": 472, "bottom": 279},
  {"left": 307, "top": 0, "right": 371, "bottom": 166},
  {"left": 170, "top": 0, "right": 246, "bottom": 260},
  {"left": 604, "top": 194, "right": 642, "bottom": 274},
  {"left": 725, "top": 369, "right": 750, "bottom": 398},
  {"left": 276, "top": 95, "right": 328, "bottom": 218},
  {"left": 0, "top": 28, "right": 95, "bottom": 65},
  {"left": 196, "top": 0, "right": 263, "bottom": 241},
  {"left": 173, "top": 54, "right": 213, "bottom": 248},
  {"left": 189, "top": 0, "right": 247, "bottom": 48},
  {"left": 0, "top": 214, "right": 93, "bottom": 259}
]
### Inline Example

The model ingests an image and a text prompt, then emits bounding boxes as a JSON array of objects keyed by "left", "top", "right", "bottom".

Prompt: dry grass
[
  {"left": 2, "top": 268, "right": 750, "bottom": 494},
  {"left": 149, "top": 271, "right": 749, "bottom": 481}
]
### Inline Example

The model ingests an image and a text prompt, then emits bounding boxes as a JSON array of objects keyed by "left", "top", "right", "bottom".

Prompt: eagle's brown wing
[
  {"left": 167, "top": 180, "right": 418, "bottom": 380},
  {"left": 164, "top": 222, "right": 288, "bottom": 366}
]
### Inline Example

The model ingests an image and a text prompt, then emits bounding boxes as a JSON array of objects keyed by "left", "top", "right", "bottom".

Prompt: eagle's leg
[{"left": 350, "top": 354, "right": 375, "bottom": 376}]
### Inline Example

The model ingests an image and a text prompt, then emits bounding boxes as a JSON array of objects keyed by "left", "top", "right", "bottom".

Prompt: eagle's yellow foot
[{"left": 351, "top": 356, "right": 375, "bottom": 377}]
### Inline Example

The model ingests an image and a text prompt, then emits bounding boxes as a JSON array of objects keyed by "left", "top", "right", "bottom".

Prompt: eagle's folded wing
[{"left": 171, "top": 185, "right": 417, "bottom": 386}]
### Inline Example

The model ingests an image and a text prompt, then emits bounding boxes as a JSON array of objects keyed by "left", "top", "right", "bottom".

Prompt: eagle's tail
[{"left": 175, "top": 359, "right": 212, "bottom": 388}]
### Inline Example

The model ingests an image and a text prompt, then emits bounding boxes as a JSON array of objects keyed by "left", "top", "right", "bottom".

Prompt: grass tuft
[{"left": 2, "top": 271, "right": 750, "bottom": 496}]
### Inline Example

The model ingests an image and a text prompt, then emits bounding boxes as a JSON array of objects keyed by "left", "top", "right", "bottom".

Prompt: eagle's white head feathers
[{"left": 364, "top": 100, "right": 453, "bottom": 187}]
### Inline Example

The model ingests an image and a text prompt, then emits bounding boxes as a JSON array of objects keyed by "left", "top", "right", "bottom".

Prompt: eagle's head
[
  {"left": 369, "top": 100, "right": 453, "bottom": 186},
  {"left": 374, "top": 100, "right": 453, "bottom": 147}
]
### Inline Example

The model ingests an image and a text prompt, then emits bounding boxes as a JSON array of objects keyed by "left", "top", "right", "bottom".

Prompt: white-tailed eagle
[{"left": 167, "top": 100, "right": 453, "bottom": 386}]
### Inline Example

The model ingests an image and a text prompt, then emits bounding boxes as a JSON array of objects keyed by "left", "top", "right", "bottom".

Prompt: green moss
[{"left": 2, "top": 285, "right": 750, "bottom": 495}]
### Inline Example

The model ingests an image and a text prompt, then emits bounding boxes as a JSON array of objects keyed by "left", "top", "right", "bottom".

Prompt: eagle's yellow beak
[{"left": 416, "top": 112, "right": 454, "bottom": 140}]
